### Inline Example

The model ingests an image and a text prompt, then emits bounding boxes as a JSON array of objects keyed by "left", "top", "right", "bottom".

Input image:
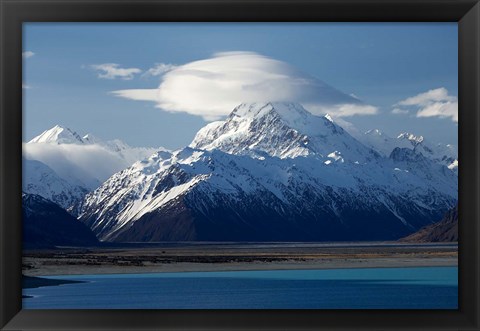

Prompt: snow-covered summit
[
  {"left": 397, "top": 132, "right": 424, "bottom": 146},
  {"left": 191, "top": 102, "right": 378, "bottom": 162},
  {"left": 228, "top": 102, "right": 342, "bottom": 137},
  {"left": 29, "top": 125, "right": 85, "bottom": 144}
]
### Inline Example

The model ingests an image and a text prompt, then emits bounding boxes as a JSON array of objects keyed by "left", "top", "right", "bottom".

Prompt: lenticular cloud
[{"left": 113, "top": 51, "right": 377, "bottom": 120}]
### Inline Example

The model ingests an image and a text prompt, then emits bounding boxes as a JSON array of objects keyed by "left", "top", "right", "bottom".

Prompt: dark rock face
[
  {"left": 23, "top": 193, "right": 98, "bottom": 248},
  {"left": 109, "top": 183, "right": 448, "bottom": 243},
  {"left": 400, "top": 205, "right": 458, "bottom": 242}
]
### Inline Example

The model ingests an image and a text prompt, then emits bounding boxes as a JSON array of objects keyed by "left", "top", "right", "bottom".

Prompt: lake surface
[{"left": 23, "top": 266, "right": 458, "bottom": 309}]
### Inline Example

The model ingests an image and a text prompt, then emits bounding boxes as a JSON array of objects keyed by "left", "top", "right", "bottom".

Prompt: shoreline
[
  {"left": 23, "top": 259, "right": 458, "bottom": 278},
  {"left": 23, "top": 257, "right": 457, "bottom": 277},
  {"left": 23, "top": 275, "right": 85, "bottom": 288},
  {"left": 23, "top": 242, "right": 458, "bottom": 277}
]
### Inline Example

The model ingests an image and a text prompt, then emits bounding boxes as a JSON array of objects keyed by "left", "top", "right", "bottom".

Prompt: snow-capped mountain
[
  {"left": 190, "top": 102, "right": 380, "bottom": 162},
  {"left": 24, "top": 125, "right": 165, "bottom": 190},
  {"left": 78, "top": 102, "right": 457, "bottom": 242},
  {"left": 23, "top": 157, "right": 88, "bottom": 210},
  {"left": 29, "top": 125, "right": 85, "bottom": 144},
  {"left": 359, "top": 129, "right": 457, "bottom": 170}
]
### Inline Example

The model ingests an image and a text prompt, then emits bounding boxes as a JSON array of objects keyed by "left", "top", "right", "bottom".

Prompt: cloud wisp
[
  {"left": 391, "top": 108, "right": 409, "bottom": 115},
  {"left": 23, "top": 51, "right": 35, "bottom": 88},
  {"left": 143, "top": 63, "right": 177, "bottom": 77},
  {"left": 393, "top": 87, "right": 458, "bottom": 122},
  {"left": 90, "top": 63, "right": 142, "bottom": 80},
  {"left": 23, "top": 51, "right": 35, "bottom": 59},
  {"left": 112, "top": 52, "right": 378, "bottom": 120}
]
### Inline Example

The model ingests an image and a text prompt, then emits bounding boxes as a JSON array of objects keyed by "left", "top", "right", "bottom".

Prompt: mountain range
[
  {"left": 73, "top": 102, "right": 457, "bottom": 242},
  {"left": 357, "top": 129, "right": 457, "bottom": 172}
]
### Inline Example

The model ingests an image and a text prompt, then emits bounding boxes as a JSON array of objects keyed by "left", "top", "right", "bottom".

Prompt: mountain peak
[
  {"left": 190, "top": 102, "right": 377, "bottom": 162},
  {"left": 397, "top": 132, "right": 424, "bottom": 145},
  {"left": 324, "top": 113, "right": 334, "bottom": 122},
  {"left": 229, "top": 102, "right": 340, "bottom": 137},
  {"left": 29, "top": 125, "right": 84, "bottom": 144},
  {"left": 232, "top": 102, "right": 307, "bottom": 120}
]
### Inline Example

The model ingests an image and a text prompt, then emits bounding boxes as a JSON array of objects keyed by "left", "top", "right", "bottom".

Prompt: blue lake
[{"left": 23, "top": 266, "right": 458, "bottom": 309}]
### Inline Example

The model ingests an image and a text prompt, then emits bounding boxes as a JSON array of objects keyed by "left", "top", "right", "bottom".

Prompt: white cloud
[
  {"left": 22, "top": 52, "right": 35, "bottom": 89},
  {"left": 112, "top": 89, "right": 158, "bottom": 101},
  {"left": 143, "top": 63, "right": 177, "bottom": 77},
  {"left": 391, "top": 108, "right": 409, "bottom": 115},
  {"left": 22, "top": 51, "right": 35, "bottom": 59},
  {"left": 24, "top": 143, "right": 139, "bottom": 190},
  {"left": 90, "top": 63, "right": 142, "bottom": 80},
  {"left": 112, "top": 52, "right": 377, "bottom": 120},
  {"left": 397, "top": 87, "right": 456, "bottom": 107},
  {"left": 306, "top": 103, "right": 378, "bottom": 118},
  {"left": 394, "top": 88, "right": 458, "bottom": 122},
  {"left": 417, "top": 101, "right": 458, "bottom": 122}
]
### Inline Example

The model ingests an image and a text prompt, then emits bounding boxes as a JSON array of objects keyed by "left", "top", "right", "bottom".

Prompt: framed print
[{"left": 1, "top": 0, "right": 479, "bottom": 330}]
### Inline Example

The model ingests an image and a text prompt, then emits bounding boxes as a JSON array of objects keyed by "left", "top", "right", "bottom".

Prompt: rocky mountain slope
[{"left": 401, "top": 205, "right": 458, "bottom": 242}]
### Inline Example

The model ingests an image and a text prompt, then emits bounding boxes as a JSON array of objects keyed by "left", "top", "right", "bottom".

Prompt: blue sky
[{"left": 23, "top": 23, "right": 458, "bottom": 148}]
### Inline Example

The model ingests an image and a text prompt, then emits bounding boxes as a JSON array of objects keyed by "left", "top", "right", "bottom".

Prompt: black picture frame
[{"left": 1, "top": 0, "right": 479, "bottom": 330}]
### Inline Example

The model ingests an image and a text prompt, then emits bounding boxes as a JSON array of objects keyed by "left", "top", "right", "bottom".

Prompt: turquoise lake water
[{"left": 23, "top": 266, "right": 458, "bottom": 309}]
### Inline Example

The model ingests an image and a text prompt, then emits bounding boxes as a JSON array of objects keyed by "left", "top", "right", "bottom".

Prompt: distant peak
[
  {"left": 324, "top": 114, "right": 333, "bottom": 122},
  {"left": 29, "top": 125, "right": 84, "bottom": 144},
  {"left": 397, "top": 132, "right": 424, "bottom": 144}
]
